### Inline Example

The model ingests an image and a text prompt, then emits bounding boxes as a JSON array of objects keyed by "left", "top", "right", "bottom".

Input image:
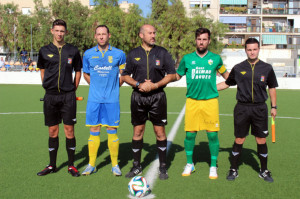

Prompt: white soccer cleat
[
  {"left": 82, "top": 164, "right": 97, "bottom": 176},
  {"left": 182, "top": 163, "right": 195, "bottom": 176},
  {"left": 209, "top": 166, "right": 218, "bottom": 179}
]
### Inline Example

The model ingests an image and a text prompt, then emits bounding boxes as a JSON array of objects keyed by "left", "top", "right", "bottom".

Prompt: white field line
[
  {"left": 1, "top": 111, "right": 299, "bottom": 120},
  {"left": 128, "top": 105, "right": 186, "bottom": 199}
]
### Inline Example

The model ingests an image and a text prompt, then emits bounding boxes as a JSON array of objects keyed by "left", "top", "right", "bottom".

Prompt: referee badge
[
  {"left": 156, "top": 60, "right": 160, "bottom": 66},
  {"left": 68, "top": 58, "right": 72, "bottom": 64},
  {"left": 261, "top": 75, "right": 265, "bottom": 82}
]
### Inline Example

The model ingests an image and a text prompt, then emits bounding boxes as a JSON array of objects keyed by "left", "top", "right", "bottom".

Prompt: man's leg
[
  {"left": 82, "top": 126, "right": 100, "bottom": 176},
  {"left": 182, "top": 131, "right": 197, "bottom": 176},
  {"left": 125, "top": 124, "right": 145, "bottom": 178},
  {"left": 37, "top": 125, "right": 59, "bottom": 176},
  {"left": 64, "top": 124, "right": 80, "bottom": 177},
  {"left": 256, "top": 137, "right": 273, "bottom": 182},
  {"left": 206, "top": 131, "right": 219, "bottom": 167},
  {"left": 154, "top": 125, "right": 168, "bottom": 180},
  {"left": 107, "top": 128, "right": 122, "bottom": 176},
  {"left": 184, "top": 132, "right": 197, "bottom": 164},
  {"left": 226, "top": 137, "right": 245, "bottom": 181},
  {"left": 207, "top": 131, "right": 220, "bottom": 179}
]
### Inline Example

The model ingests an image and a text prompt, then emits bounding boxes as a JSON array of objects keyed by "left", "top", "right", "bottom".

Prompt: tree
[
  {"left": 30, "top": 0, "right": 52, "bottom": 51},
  {"left": 121, "top": 4, "right": 144, "bottom": 53},
  {"left": 50, "top": 0, "right": 90, "bottom": 52},
  {"left": 0, "top": 3, "right": 19, "bottom": 54},
  {"left": 151, "top": 0, "right": 168, "bottom": 20}
]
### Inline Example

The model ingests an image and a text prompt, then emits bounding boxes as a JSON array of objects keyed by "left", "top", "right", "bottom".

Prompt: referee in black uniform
[
  {"left": 37, "top": 19, "right": 82, "bottom": 177},
  {"left": 218, "top": 38, "right": 278, "bottom": 182},
  {"left": 122, "top": 24, "right": 176, "bottom": 180}
]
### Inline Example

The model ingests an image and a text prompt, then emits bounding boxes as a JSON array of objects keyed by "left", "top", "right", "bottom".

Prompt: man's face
[
  {"left": 195, "top": 33, "right": 210, "bottom": 54},
  {"left": 94, "top": 27, "right": 110, "bottom": 47},
  {"left": 140, "top": 25, "right": 156, "bottom": 46},
  {"left": 245, "top": 43, "right": 260, "bottom": 60},
  {"left": 51, "top": 25, "right": 66, "bottom": 43}
]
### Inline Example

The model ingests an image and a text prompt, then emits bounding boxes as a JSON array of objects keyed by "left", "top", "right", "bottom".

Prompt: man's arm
[
  {"left": 269, "top": 88, "right": 277, "bottom": 118},
  {"left": 40, "top": 69, "right": 45, "bottom": 82},
  {"left": 175, "top": 73, "right": 182, "bottom": 81},
  {"left": 74, "top": 71, "right": 81, "bottom": 90},
  {"left": 217, "top": 82, "right": 230, "bottom": 91},
  {"left": 119, "top": 69, "right": 124, "bottom": 87},
  {"left": 83, "top": 72, "right": 90, "bottom": 85},
  {"left": 221, "top": 71, "right": 229, "bottom": 80}
]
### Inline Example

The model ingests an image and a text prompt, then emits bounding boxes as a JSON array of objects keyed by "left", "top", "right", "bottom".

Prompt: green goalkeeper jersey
[{"left": 177, "top": 51, "right": 227, "bottom": 100}]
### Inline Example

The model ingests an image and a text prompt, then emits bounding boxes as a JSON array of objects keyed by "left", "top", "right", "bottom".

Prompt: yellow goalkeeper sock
[
  {"left": 88, "top": 132, "right": 100, "bottom": 167},
  {"left": 107, "top": 130, "right": 119, "bottom": 167}
]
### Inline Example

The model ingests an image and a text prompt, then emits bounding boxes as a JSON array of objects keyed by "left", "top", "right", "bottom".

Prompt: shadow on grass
[
  {"left": 220, "top": 147, "right": 260, "bottom": 172},
  {"left": 183, "top": 141, "right": 260, "bottom": 172}
]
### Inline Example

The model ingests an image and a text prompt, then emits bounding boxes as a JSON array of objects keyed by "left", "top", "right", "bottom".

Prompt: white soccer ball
[{"left": 128, "top": 176, "right": 151, "bottom": 198}]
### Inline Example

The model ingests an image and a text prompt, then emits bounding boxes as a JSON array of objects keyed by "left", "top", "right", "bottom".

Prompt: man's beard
[{"left": 197, "top": 47, "right": 207, "bottom": 55}]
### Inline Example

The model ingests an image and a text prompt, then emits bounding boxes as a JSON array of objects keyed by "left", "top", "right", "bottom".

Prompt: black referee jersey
[
  {"left": 225, "top": 59, "right": 278, "bottom": 103},
  {"left": 122, "top": 45, "right": 175, "bottom": 91},
  {"left": 38, "top": 43, "right": 82, "bottom": 94}
]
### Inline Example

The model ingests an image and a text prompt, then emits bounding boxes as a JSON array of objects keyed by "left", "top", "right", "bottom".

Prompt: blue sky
[{"left": 118, "top": 0, "right": 152, "bottom": 17}]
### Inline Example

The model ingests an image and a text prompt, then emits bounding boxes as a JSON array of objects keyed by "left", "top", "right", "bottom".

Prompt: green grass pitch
[{"left": 0, "top": 84, "right": 299, "bottom": 199}]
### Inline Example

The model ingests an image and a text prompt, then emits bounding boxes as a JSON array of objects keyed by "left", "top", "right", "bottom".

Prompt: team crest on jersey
[
  {"left": 156, "top": 60, "right": 160, "bottom": 66},
  {"left": 192, "top": 61, "right": 196, "bottom": 65},
  {"left": 261, "top": 76, "right": 265, "bottom": 82},
  {"left": 47, "top": 54, "right": 54, "bottom": 58},
  {"left": 68, "top": 58, "right": 72, "bottom": 64},
  {"left": 108, "top": 56, "right": 113, "bottom": 63},
  {"left": 135, "top": 58, "right": 141, "bottom": 61},
  {"left": 208, "top": 59, "right": 213, "bottom": 65},
  {"left": 241, "top": 71, "right": 246, "bottom": 75}
]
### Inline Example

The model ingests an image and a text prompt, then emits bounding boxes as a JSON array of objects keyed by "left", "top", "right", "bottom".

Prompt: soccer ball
[{"left": 128, "top": 176, "right": 151, "bottom": 198}]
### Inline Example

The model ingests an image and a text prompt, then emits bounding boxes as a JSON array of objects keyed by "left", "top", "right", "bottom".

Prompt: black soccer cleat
[
  {"left": 125, "top": 164, "right": 142, "bottom": 178},
  {"left": 226, "top": 169, "right": 239, "bottom": 181},
  {"left": 37, "top": 165, "right": 56, "bottom": 176},
  {"left": 159, "top": 164, "right": 169, "bottom": 180},
  {"left": 259, "top": 169, "right": 274, "bottom": 183},
  {"left": 68, "top": 166, "right": 80, "bottom": 177}
]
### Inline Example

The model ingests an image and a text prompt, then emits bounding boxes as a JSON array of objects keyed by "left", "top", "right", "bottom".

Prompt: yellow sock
[
  {"left": 107, "top": 133, "right": 119, "bottom": 167},
  {"left": 88, "top": 134, "right": 100, "bottom": 167}
]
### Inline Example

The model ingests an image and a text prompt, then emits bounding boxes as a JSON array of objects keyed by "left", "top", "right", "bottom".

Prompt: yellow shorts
[{"left": 185, "top": 98, "right": 220, "bottom": 132}]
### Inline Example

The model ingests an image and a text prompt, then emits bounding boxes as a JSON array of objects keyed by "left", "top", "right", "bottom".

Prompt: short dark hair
[
  {"left": 95, "top": 25, "right": 110, "bottom": 34},
  {"left": 52, "top": 19, "right": 67, "bottom": 30},
  {"left": 195, "top": 28, "right": 210, "bottom": 39},
  {"left": 245, "top": 38, "right": 259, "bottom": 49}
]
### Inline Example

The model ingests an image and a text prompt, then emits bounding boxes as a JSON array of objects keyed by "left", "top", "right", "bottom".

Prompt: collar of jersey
[
  {"left": 195, "top": 50, "right": 209, "bottom": 58},
  {"left": 94, "top": 44, "right": 112, "bottom": 52}
]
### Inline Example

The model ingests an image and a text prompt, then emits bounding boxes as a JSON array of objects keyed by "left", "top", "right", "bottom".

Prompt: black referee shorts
[
  {"left": 234, "top": 102, "right": 269, "bottom": 138},
  {"left": 131, "top": 90, "right": 167, "bottom": 126},
  {"left": 43, "top": 91, "right": 77, "bottom": 126}
]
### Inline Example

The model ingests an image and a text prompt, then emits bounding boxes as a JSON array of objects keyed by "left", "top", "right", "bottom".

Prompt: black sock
[
  {"left": 132, "top": 139, "right": 143, "bottom": 166},
  {"left": 49, "top": 137, "right": 59, "bottom": 167},
  {"left": 230, "top": 142, "right": 243, "bottom": 170},
  {"left": 66, "top": 137, "right": 76, "bottom": 167},
  {"left": 157, "top": 139, "right": 167, "bottom": 167},
  {"left": 257, "top": 143, "right": 268, "bottom": 171}
]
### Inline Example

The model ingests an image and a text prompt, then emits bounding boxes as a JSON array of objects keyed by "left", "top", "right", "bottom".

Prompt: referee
[
  {"left": 122, "top": 24, "right": 176, "bottom": 180},
  {"left": 217, "top": 38, "right": 278, "bottom": 182},
  {"left": 37, "top": 19, "right": 82, "bottom": 177}
]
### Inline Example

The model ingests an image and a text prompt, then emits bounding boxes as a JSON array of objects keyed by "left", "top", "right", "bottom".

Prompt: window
[{"left": 22, "top": 8, "right": 31, "bottom": 15}]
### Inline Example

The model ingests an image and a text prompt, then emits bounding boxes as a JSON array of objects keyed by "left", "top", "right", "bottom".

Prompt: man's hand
[
  {"left": 271, "top": 108, "right": 277, "bottom": 119},
  {"left": 139, "top": 80, "right": 158, "bottom": 93}
]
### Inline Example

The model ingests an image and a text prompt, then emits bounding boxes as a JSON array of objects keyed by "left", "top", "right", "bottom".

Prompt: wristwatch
[
  {"left": 136, "top": 82, "right": 140, "bottom": 88},
  {"left": 271, "top": 106, "right": 277, "bottom": 109}
]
